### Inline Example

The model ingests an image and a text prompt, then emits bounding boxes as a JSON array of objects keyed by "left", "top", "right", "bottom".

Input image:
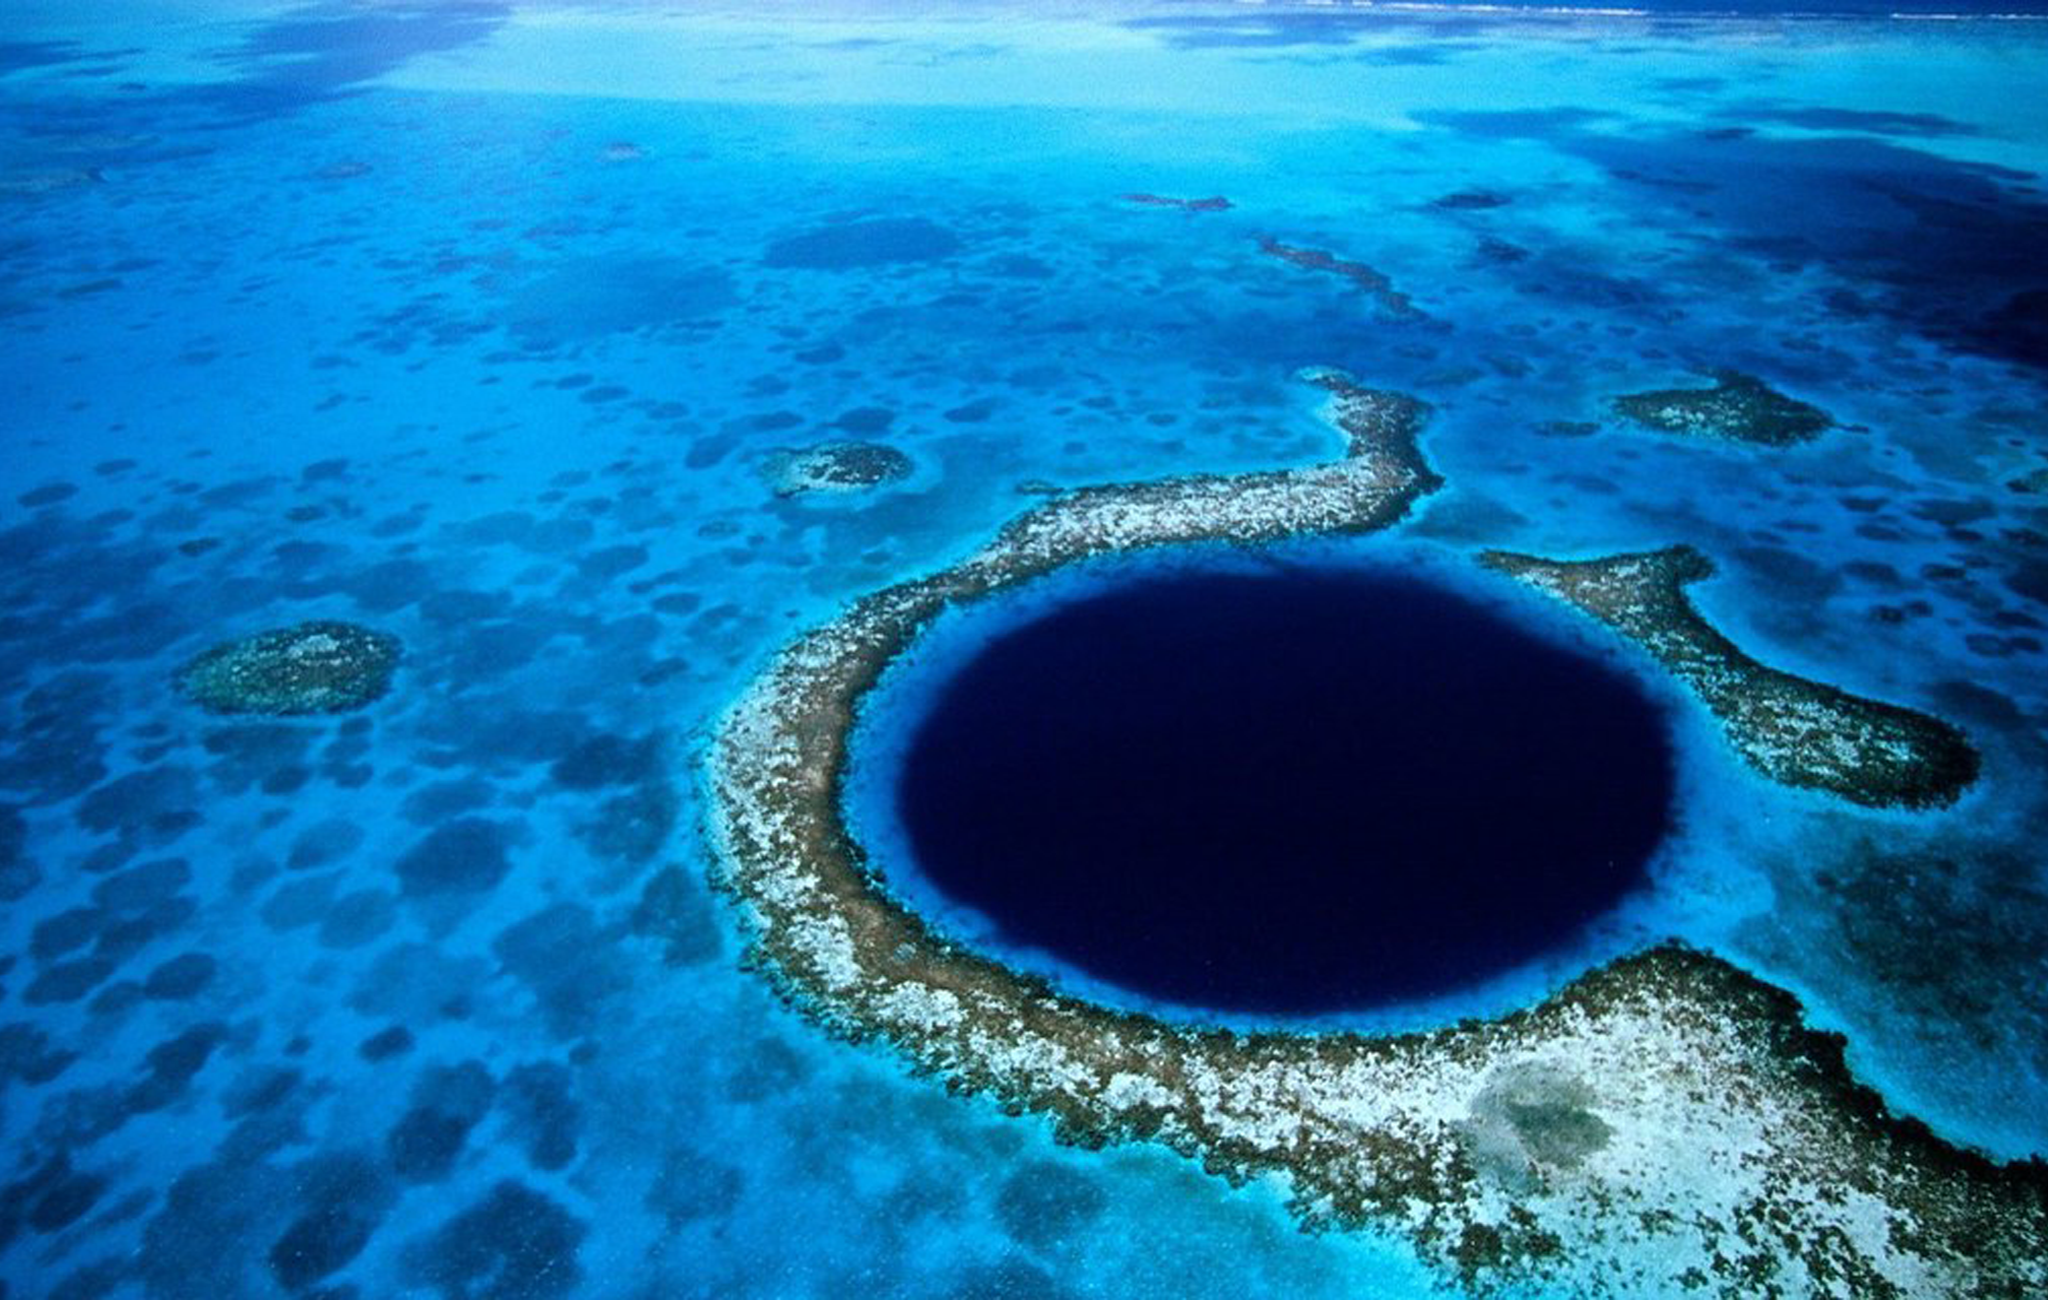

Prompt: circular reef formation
[
  {"left": 892, "top": 564, "right": 1676, "bottom": 1014},
  {"left": 705, "top": 370, "right": 2033, "bottom": 1296},
  {"left": 177, "top": 620, "right": 401, "bottom": 716}
]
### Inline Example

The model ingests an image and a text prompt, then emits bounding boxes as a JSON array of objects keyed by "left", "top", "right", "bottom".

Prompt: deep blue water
[
  {"left": 896, "top": 566, "right": 1675, "bottom": 1013},
  {"left": 2, "top": 1, "right": 2046, "bottom": 1297}
]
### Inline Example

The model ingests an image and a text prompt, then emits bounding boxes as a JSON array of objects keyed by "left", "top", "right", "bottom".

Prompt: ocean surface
[{"left": 3, "top": 1, "right": 2046, "bottom": 1297}]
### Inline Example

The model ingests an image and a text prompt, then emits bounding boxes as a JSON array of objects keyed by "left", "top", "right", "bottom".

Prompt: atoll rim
[
  {"left": 704, "top": 370, "right": 2039, "bottom": 1295},
  {"left": 176, "top": 620, "right": 401, "bottom": 716}
]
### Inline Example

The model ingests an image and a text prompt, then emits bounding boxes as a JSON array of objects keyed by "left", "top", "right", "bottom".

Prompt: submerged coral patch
[
  {"left": 1612, "top": 370, "right": 1832, "bottom": 446},
  {"left": 767, "top": 442, "right": 914, "bottom": 497},
  {"left": 177, "top": 621, "right": 400, "bottom": 717}
]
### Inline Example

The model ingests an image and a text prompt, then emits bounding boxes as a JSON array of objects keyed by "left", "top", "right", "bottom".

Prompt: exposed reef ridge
[
  {"left": 1612, "top": 370, "right": 1833, "bottom": 446},
  {"left": 703, "top": 375, "right": 2041, "bottom": 1296},
  {"left": 1255, "top": 238, "right": 1423, "bottom": 320},
  {"left": 177, "top": 620, "right": 400, "bottom": 716},
  {"left": 1481, "top": 546, "right": 1980, "bottom": 809}
]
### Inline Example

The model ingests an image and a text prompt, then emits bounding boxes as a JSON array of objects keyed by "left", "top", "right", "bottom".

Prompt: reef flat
[
  {"left": 176, "top": 620, "right": 400, "bottom": 716},
  {"left": 704, "top": 380, "right": 2040, "bottom": 1295},
  {"left": 1481, "top": 547, "right": 1980, "bottom": 809},
  {"left": 1612, "top": 371, "right": 1833, "bottom": 446}
]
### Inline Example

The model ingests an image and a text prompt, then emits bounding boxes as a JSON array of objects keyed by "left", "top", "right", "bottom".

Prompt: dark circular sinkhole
[{"left": 891, "top": 564, "right": 1678, "bottom": 1016}]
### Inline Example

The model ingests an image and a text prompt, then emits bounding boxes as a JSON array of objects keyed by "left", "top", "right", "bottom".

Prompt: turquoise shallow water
[{"left": 3, "top": 3, "right": 2046, "bottom": 1296}]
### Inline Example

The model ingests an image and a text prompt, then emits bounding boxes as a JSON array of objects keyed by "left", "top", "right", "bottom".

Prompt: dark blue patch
[
  {"left": 31, "top": 906, "right": 103, "bottom": 961},
  {"left": 410, "top": 1180, "right": 586, "bottom": 1300},
  {"left": 25, "top": 957, "right": 116, "bottom": 1006},
  {"left": 202, "top": 725, "right": 317, "bottom": 795},
  {"left": 387, "top": 1061, "right": 494, "bottom": 1183},
  {"left": 164, "top": 1, "right": 510, "bottom": 123},
  {"left": 359, "top": 1025, "right": 416, "bottom": 1063},
  {"left": 995, "top": 1162, "right": 1108, "bottom": 1253},
  {"left": 419, "top": 589, "right": 514, "bottom": 624},
  {"left": 575, "top": 545, "right": 648, "bottom": 581},
  {"left": 96, "top": 895, "right": 199, "bottom": 962},
  {"left": 548, "top": 733, "right": 660, "bottom": 791},
  {"left": 506, "top": 258, "right": 735, "bottom": 346},
  {"left": 318, "top": 890, "right": 397, "bottom": 949},
  {"left": 138, "top": 1159, "right": 294, "bottom": 1299},
  {"left": 0, "top": 1153, "right": 108, "bottom": 1245},
  {"left": 949, "top": 1258, "right": 1068, "bottom": 1300},
  {"left": 629, "top": 866, "right": 721, "bottom": 968},
  {"left": 342, "top": 558, "right": 434, "bottom": 613},
  {"left": 128, "top": 1022, "right": 228, "bottom": 1113},
  {"left": 765, "top": 218, "right": 961, "bottom": 270},
  {"left": 1424, "top": 109, "right": 2048, "bottom": 370},
  {"left": 894, "top": 566, "right": 1676, "bottom": 1014},
  {"left": 92, "top": 856, "right": 192, "bottom": 912},
  {"left": 289, "top": 818, "right": 365, "bottom": 871},
  {"left": 492, "top": 904, "right": 628, "bottom": 1040},
  {"left": 0, "top": 39, "right": 84, "bottom": 74},
  {"left": 0, "top": 1022, "right": 77, "bottom": 1086},
  {"left": 395, "top": 818, "right": 514, "bottom": 896},
  {"left": 0, "top": 804, "right": 31, "bottom": 901},
  {"left": 645, "top": 1145, "right": 743, "bottom": 1225},
  {"left": 75, "top": 766, "right": 199, "bottom": 839},
  {"left": 499, "top": 1063, "right": 580, "bottom": 1173},
  {"left": 17, "top": 481, "right": 78, "bottom": 508},
  {"left": 268, "top": 1151, "right": 393, "bottom": 1291},
  {"left": 833, "top": 406, "right": 897, "bottom": 434},
  {"left": 143, "top": 951, "right": 216, "bottom": 1000},
  {"left": 1734, "top": 105, "right": 1979, "bottom": 138},
  {"left": 88, "top": 979, "right": 147, "bottom": 1017},
  {"left": 575, "top": 782, "right": 678, "bottom": 865},
  {"left": 401, "top": 777, "right": 497, "bottom": 825}
]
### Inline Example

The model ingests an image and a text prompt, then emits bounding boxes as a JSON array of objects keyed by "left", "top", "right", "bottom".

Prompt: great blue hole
[{"left": 888, "top": 563, "right": 1678, "bottom": 1016}]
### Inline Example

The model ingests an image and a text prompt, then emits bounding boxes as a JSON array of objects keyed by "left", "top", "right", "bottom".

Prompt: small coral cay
[
  {"left": 1481, "top": 546, "right": 1979, "bottom": 808},
  {"left": 1612, "top": 370, "right": 1832, "bottom": 445},
  {"left": 767, "top": 442, "right": 913, "bottom": 497},
  {"left": 177, "top": 621, "right": 400, "bottom": 716}
]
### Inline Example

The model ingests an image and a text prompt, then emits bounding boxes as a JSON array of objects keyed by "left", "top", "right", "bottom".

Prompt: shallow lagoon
[{"left": 3, "top": 2, "right": 2047, "bottom": 1296}]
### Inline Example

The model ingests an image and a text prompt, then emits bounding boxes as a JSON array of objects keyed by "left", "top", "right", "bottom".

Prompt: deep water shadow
[
  {"left": 1423, "top": 107, "right": 2048, "bottom": 370},
  {"left": 893, "top": 565, "right": 1676, "bottom": 1015},
  {"left": 164, "top": 1, "right": 509, "bottom": 124}
]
